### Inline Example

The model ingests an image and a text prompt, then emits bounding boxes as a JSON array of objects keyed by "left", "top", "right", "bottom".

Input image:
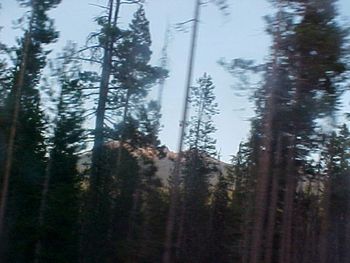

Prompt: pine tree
[
  {"left": 278, "top": 2, "right": 346, "bottom": 262},
  {"left": 80, "top": 3, "right": 167, "bottom": 262},
  {"left": 320, "top": 125, "right": 350, "bottom": 263},
  {"left": 111, "top": 6, "right": 166, "bottom": 141},
  {"left": 176, "top": 73, "right": 219, "bottom": 263},
  {"left": 0, "top": 1, "right": 61, "bottom": 261},
  {"left": 35, "top": 45, "right": 85, "bottom": 263},
  {"left": 98, "top": 101, "right": 166, "bottom": 262},
  {"left": 0, "top": 41, "right": 11, "bottom": 183},
  {"left": 207, "top": 169, "right": 232, "bottom": 263},
  {"left": 245, "top": 1, "right": 347, "bottom": 262}
]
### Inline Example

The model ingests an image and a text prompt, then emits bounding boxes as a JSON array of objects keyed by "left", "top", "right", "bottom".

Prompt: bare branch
[{"left": 88, "top": 3, "right": 109, "bottom": 10}]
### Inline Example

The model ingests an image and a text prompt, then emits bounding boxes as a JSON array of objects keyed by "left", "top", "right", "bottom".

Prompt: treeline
[{"left": 0, "top": 1, "right": 349, "bottom": 263}]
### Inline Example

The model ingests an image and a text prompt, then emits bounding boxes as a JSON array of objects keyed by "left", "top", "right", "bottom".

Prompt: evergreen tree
[
  {"left": 207, "top": 170, "right": 232, "bottom": 263},
  {"left": 81, "top": 3, "right": 166, "bottom": 262},
  {"left": 101, "top": 101, "right": 166, "bottom": 263},
  {"left": 111, "top": 6, "right": 166, "bottom": 138},
  {"left": 176, "top": 73, "right": 219, "bottom": 263},
  {"left": 246, "top": 1, "right": 347, "bottom": 262},
  {"left": 0, "top": 1, "right": 61, "bottom": 261},
  {"left": 320, "top": 125, "right": 350, "bottom": 263},
  {"left": 0, "top": 41, "right": 11, "bottom": 181},
  {"left": 231, "top": 141, "right": 256, "bottom": 263},
  {"left": 36, "top": 45, "right": 85, "bottom": 263}
]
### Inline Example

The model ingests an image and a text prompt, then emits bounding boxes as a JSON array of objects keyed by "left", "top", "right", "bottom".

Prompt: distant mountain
[{"left": 77, "top": 142, "right": 230, "bottom": 186}]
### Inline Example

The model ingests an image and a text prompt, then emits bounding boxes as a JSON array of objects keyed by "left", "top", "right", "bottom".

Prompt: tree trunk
[
  {"left": 264, "top": 135, "right": 283, "bottom": 263},
  {"left": 0, "top": 30, "right": 31, "bottom": 238},
  {"left": 249, "top": 3, "right": 282, "bottom": 262},
  {"left": 34, "top": 156, "right": 53, "bottom": 263},
  {"left": 82, "top": 2, "right": 121, "bottom": 262},
  {"left": 279, "top": 135, "right": 296, "bottom": 263},
  {"left": 319, "top": 177, "right": 331, "bottom": 263},
  {"left": 162, "top": 1, "right": 201, "bottom": 262},
  {"left": 91, "top": 0, "right": 119, "bottom": 182}
]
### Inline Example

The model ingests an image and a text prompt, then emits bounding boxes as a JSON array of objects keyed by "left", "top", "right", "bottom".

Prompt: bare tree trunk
[
  {"left": 82, "top": 2, "right": 121, "bottom": 262},
  {"left": 157, "top": 25, "right": 171, "bottom": 109},
  {"left": 249, "top": 3, "right": 283, "bottom": 262},
  {"left": 174, "top": 197, "right": 185, "bottom": 259},
  {"left": 34, "top": 156, "right": 53, "bottom": 263},
  {"left": 241, "top": 167, "right": 255, "bottom": 263},
  {"left": 91, "top": 0, "right": 121, "bottom": 181},
  {"left": 126, "top": 186, "right": 141, "bottom": 263},
  {"left": 279, "top": 135, "right": 296, "bottom": 263},
  {"left": 264, "top": 135, "right": 283, "bottom": 263},
  {"left": 249, "top": 118, "right": 274, "bottom": 263},
  {"left": 162, "top": 1, "right": 201, "bottom": 262},
  {"left": 0, "top": 30, "right": 31, "bottom": 238},
  {"left": 319, "top": 177, "right": 331, "bottom": 263}
]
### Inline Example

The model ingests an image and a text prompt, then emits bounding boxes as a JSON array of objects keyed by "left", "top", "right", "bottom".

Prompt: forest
[{"left": 0, "top": 0, "right": 350, "bottom": 262}]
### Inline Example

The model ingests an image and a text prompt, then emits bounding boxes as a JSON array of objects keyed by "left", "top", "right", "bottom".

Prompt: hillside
[{"left": 77, "top": 142, "right": 230, "bottom": 186}]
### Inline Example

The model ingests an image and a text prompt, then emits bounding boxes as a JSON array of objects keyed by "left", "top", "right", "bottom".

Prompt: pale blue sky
[{"left": 1, "top": 0, "right": 349, "bottom": 161}]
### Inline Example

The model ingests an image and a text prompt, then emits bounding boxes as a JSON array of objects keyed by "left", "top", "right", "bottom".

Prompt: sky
[{"left": 1, "top": 0, "right": 350, "bottom": 162}]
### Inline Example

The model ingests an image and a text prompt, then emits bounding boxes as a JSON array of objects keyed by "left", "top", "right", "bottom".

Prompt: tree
[
  {"left": 320, "top": 125, "right": 350, "bottom": 263},
  {"left": 245, "top": 1, "right": 347, "bottom": 262},
  {"left": 80, "top": 2, "right": 166, "bottom": 261},
  {"left": 0, "top": 39, "right": 11, "bottom": 184},
  {"left": 111, "top": 5, "right": 166, "bottom": 164},
  {"left": 176, "top": 74, "right": 219, "bottom": 263},
  {"left": 35, "top": 45, "right": 86, "bottom": 263},
  {"left": 0, "top": 1, "right": 61, "bottom": 261},
  {"left": 207, "top": 168, "right": 232, "bottom": 263}
]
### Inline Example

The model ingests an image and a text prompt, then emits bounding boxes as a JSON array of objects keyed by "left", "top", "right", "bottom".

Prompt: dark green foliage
[
  {"left": 221, "top": 1, "right": 348, "bottom": 263},
  {"left": 231, "top": 141, "right": 256, "bottom": 259},
  {"left": 1, "top": 1, "right": 61, "bottom": 262},
  {"left": 322, "top": 125, "right": 350, "bottom": 263},
  {"left": 111, "top": 6, "right": 167, "bottom": 122},
  {"left": 208, "top": 173, "right": 231, "bottom": 263},
  {"left": 106, "top": 147, "right": 140, "bottom": 262},
  {"left": 176, "top": 73, "right": 219, "bottom": 262},
  {"left": 137, "top": 182, "right": 168, "bottom": 263},
  {"left": 81, "top": 5, "right": 167, "bottom": 262},
  {"left": 1, "top": 1, "right": 349, "bottom": 262},
  {"left": 187, "top": 73, "right": 218, "bottom": 155},
  {"left": 177, "top": 151, "right": 212, "bottom": 263},
  {"left": 38, "top": 46, "right": 85, "bottom": 263},
  {"left": 0, "top": 42, "right": 11, "bottom": 182}
]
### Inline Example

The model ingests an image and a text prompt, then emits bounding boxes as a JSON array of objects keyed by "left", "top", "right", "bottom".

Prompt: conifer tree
[
  {"left": 245, "top": 1, "right": 347, "bottom": 262},
  {"left": 99, "top": 101, "right": 165, "bottom": 263},
  {"left": 111, "top": 6, "right": 166, "bottom": 145},
  {"left": 0, "top": 41, "right": 11, "bottom": 181},
  {"left": 0, "top": 1, "right": 61, "bottom": 261},
  {"left": 35, "top": 45, "right": 85, "bottom": 263},
  {"left": 80, "top": 3, "right": 167, "bottom": 261},
  {"left": 320, "top": 125, "right": 350, "bottom": 263},
  {"left": 176, "top": 74, "right": 219, "bottom": 263},
  {"left": 207, "top": 170, "right": 232, "bottom": 263}
]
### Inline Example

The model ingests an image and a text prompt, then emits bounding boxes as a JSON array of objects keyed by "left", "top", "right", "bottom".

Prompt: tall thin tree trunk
[
  {"left": 34, "top": 156, "right": 53, "bottom": 263},
  {"left": 162, "top": 1, "right": 201, "bottom": 262},
  {"left": 249, "top": 116, "right": 275, "bottom": 263},
  {"left": 157, "top": 25, "right": 171, "bottom": 109},
  {"left": 249, "top": 3, "right": 282, "bottom": 262},
  {"left": 264, "top": 135, "right": 283, "bottom": 263},
  {"left": 126, "top": 185, "right": 141, "bottom": 263},
  {"left": 279, "top": 135, "right": 296, "bottom": 263},
  {"left": 82, "top": 2, "right": 121, "bottom": 261},
  {"left": 319, "top": 176, "right": 331, "bottom": 263},
  {"left": 0, "top": 30, "right": 31, "bottom": 238},
  {"left": 91, "top": 0, "right": 121, "bottom": 183}
]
